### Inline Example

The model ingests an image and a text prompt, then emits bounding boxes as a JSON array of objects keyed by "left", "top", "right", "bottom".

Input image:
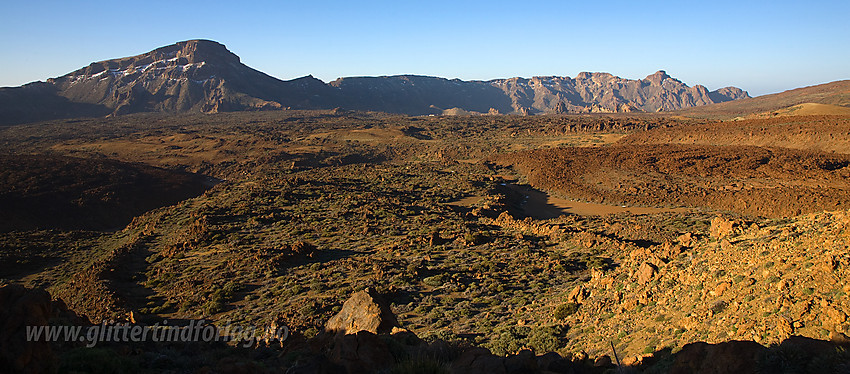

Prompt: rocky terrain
[
  {"left": 619, "top": 114, "right": 850, "bottom": 155},
  {"left": 558, "top": 210, "right": 850, "bottom": 356},
  {"left": 493, "top": 143, "right": 850, "bottom": 217},
  {"left": 2, "top": 107, "right": 850, "bottom": 373},
  {"left": 0, "top": 40, "right": 748, "bottom": 125}
]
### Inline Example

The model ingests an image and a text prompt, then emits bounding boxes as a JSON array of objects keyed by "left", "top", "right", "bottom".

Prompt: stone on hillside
[
  {"left": 568, "top": 285, "right": 589, "bottom": 304},
  {"left": 623, "top": 353, "right": 657, "bottom": 368},
  {"left": 821, "top": 304, "right": 847, "bottom": 329},
  {"left": 710, "top": 217, "right": 735, "bottom": 239},
  {"left": 325, "top": 288, "right": 399, "bottom": 335},
  {"left": 593, "top": 355, "right": 613, "bottom": 368},
  {"left": 661, "top": 240, "right": 684, "bottom": 259},
  {"left": 637, "top": 262, "right": 658, "bottom": 285}
]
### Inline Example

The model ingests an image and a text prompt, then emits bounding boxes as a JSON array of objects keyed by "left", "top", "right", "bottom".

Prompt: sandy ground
[{"left": 508, "top": 184, "right": 689, "bottom": 219}]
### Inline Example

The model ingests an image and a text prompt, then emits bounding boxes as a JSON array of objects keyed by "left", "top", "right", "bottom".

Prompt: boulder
[
  {"left": 328, "top": 330, "right": 394, "bottom": 374},
  {"left": 669, "top": 340, "right": 766, "bottom": 374},
  {"left": 325, "top": 288, "right": 399, "bottom": 335},
  {"left": 829, "top": 331, "right": 850, "bottom": 345},
  {"left": 536, "top": 351, "right": 576, "bottom": 373},
  {"left": 568, "top": 285, "right": 588, "bottom": 304},
  {"left": 710, "top": 217, "right": 735, "bottom": 239},
  {"left": 451, "top": 347, "right": 506, "bottom": 374},
  {"left": 503, "top": 349, "right": 537, "bottom": 372},
  {"left": 677, "top": 232, "right": 695, "bottom": 247},
  {"left": 637, "top": 262, "right": 658, "bottom": 285},
  {"left": 0, "top": 284, "right": 57, "bottom": 374}
]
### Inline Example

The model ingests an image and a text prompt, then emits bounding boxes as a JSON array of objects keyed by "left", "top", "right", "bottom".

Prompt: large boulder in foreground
[
  {"left": 669, "top": 340, "right": 766, "bottom": 374},
  {"left": 328, "top": 330, "right": 395, "bottom": 374},
  {"left": 325, "top": 287, "right": 399, "bottom": 335},
  {"left": 0, "top": 284, "right": 57, "bottom": 374}
]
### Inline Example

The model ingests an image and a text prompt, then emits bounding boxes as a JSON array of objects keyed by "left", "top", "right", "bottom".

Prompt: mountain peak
[
  {"left": 150, "top": 39, "right": 239, "bottom": 65},
  {"left": 645, "top": 70, "right": 671, "bottom": 84}
]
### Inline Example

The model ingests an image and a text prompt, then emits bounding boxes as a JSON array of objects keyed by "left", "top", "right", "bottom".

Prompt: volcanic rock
[{"left": 325, "top": 287, "right": 399, "bottom": 335}]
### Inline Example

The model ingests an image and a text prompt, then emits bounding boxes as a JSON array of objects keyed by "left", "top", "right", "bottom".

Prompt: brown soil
[
  {"left": 506, "top": 183, "right": 690, "bottom": 218},
  {"left": 675, "top": 80, "right": 850, "bottom": 119},
  {"left": 492, "top": 144, "right": 850, "bottom": 218},
  {"left": 745, "top": 103, "right": 850, "bottom": 118},
  {"left": 618, "top": 115, "right": 850, "bottom": 154},
  {"left": 0, "top": 154, "right": 211, "bottom": 231}
]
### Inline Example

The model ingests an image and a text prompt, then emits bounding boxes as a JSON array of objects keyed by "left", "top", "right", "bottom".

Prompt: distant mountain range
[{"left": 0, "top": 39, "right": 751, "bottom": 125}]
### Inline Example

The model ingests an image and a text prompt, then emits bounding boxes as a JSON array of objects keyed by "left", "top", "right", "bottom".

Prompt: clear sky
[{"left": 1, "top": 0, "right": 847, "bottom": 96}]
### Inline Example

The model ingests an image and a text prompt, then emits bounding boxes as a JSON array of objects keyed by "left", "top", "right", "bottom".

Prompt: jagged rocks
[
  {"left": 677, "top": 232, "right": 695, "bottom": 247},
  {"left": 325, "top": 288, "right": 399, "bottom": 335},
  {"left": 568, "top": 285, "right": 589, "bottom": 304},
  {"left": 710, "top": 216, "right": 735, "bottom": 239}
]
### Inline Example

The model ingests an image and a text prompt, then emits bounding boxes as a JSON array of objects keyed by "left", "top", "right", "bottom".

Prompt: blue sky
[{"left": 1, "top": 0, "right": 847, "bottom": 96}]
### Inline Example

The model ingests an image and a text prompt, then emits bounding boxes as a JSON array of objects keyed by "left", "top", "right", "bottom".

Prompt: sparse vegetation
[{"left": 2, "top": 110, "right": 850, "bottom": 372}]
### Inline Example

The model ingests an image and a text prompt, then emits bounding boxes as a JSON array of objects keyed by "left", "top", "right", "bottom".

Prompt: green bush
[
  {"left": 526, "top": 325, "right": 564, "bottom": 353},
  {"left": 488, "top": 325, "right": 531, "bottom": 356},
  {"left": 463, "top": 232, "right": 488, "bottom": 246},
  {"left": 554, "top": 303, "right": 579, "bottom": 319},
  {"left": 423, "top": 274, "right": 446, "bottom": 287}
]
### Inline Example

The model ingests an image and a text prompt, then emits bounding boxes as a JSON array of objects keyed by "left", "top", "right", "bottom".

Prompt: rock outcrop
[{"left": 325, "top": 288, "right": 399, "bottom": 335}]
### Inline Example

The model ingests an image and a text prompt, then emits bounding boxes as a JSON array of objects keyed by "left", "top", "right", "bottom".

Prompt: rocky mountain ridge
[{"left": 0, "top": 39, "right": 749, "bottom": 124}]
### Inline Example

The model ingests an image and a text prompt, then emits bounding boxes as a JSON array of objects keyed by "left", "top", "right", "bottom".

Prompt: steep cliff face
[
  {"left": 333, "top": 70, "right": 749, "bottom": 115},
  {"left": 470, "top": 70, "right": 747, "bottom": 114},
  {"left": 328, "top": 75, "right": 514, "bottom": 114}
]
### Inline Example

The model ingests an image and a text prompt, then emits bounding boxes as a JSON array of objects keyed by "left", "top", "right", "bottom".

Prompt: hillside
[
  {"left": 492, "top": 144, "right": 850, "bottom": 218},
  {"left": 677, "top": 80, "right": 850, "bottom": 119},
  {"left": 0, "top": 154, "right": 211, "bottom": 232},
  {"left": 0, "top": 40, "right": 334, "bottom": 125},
  {"left": 618, "top": 115, "right": 850, "bottom": 154},
  {"left": 744, "top": 103, "right": 850, "bottom": 118}
]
